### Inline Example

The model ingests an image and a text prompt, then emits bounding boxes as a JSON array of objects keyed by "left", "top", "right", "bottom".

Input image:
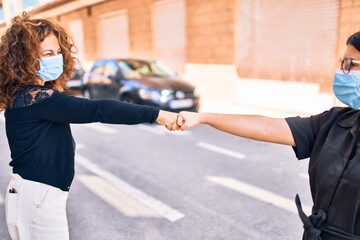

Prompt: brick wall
[
  {"left": 338, "top": 0, "right": 360, "bottom": 59},
  {"left": 60, "top": 0, "right": 237, "bottom": 64},
  {"left": 185, "top": 0, "right": 235, "bottom": 64},
  {"left": 46, "top": 0, "right": 357, "bottom": 94},
  {"left": 60, "top": 8, "right": 97, "bottom": 60},
  {"left": 60, "top": 0, "right": 155, "bottom": 60}
]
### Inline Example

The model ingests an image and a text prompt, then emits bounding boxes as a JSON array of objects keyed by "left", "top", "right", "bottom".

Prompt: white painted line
[
  {"left": 299, "top": 172, "right": 308, "bottom": 179},
  {"left": 84, "top": 123, "right": 117, "bottom": 134},
  {"left": 137, "top": 125, "right": 165, "bottom": 136},
  {"left": 75, "top": 143, "right": 85, "bottom": 150},
  {"left": 153, "top": 125, "right": 192, "bottom": 136},
  {"left": 0, "top": 193, "right": 4, "bottom": 205},
  {"left": 76, "top": 154, "right": 185, "bottom": 222},
  {"left": 77, "top": 174, "right": 162, "bottom": 218},
  {"left": 137, "top": 124, "right": 192, "bottom": 136},
  {"left": 197, "top": 142, "right": 246, "bottom": 160},
  {"left": 206, "top": 176, "right": 312, "bottom": 215}
]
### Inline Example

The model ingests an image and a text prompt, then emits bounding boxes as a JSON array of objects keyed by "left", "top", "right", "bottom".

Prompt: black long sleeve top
[{"left": 4, "top": 85, "right": 160, "bottom": 191}]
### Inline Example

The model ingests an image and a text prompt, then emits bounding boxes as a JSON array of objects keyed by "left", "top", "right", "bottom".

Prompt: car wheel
[
  {"left": 83, "top": 89, "right": 92, "bottom": 99},
  {"left": 121, "top": 94, "right": 137, "bottom": 104}
]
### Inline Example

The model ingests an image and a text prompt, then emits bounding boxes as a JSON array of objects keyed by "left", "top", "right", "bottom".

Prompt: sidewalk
[
  {"left": 184, "top": 63, "right": 337, "bottom": 118},
  {"left": 197, "top": 83, "right": 336, "bottom": 118},
  {"left": 198, "top": 97, "right": 335, "bottom": 118}
]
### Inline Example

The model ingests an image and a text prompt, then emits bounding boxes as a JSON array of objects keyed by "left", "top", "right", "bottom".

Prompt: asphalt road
[{"left": 0, "top": 113, "right": 313, "bottom": 240}]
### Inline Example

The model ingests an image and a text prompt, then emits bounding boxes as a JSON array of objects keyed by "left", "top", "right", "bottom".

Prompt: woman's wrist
[
  {"left": 200, "top": 113, "right": 210, "bottom": 125},
  {"left": 156, "top": 110, "right": 164, "bottom": 123}
]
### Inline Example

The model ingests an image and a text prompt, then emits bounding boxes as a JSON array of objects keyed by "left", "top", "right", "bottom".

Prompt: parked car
[
  {"left": 65, "top": 63, "right": 85, "bottom": 96},
  {"left": 80, "top": 58, "right": 199, "bottom": 112}
]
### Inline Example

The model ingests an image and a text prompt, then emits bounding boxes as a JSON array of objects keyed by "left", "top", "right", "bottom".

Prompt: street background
[{"left": 0, "top": 0, "right": 353, "bottom": 239}]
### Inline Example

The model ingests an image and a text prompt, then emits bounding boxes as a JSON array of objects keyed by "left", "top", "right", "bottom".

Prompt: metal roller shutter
[
  {"left": 236, "top": 0, "right": 339, "bottom": 90},
  {"left": 100, "top": 10, "right": 130, "bottom": 58},
  {"left": 153, "top": 0, "right": 186, "bottom": 75}
]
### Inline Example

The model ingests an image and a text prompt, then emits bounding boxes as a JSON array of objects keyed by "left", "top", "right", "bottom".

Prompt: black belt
[{"left": 295, "top": 194, "right": 360, "bottom": 240}]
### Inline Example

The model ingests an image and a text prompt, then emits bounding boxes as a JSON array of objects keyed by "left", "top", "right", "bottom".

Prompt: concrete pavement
[{"left": 184, "top": 63, "right": 338, "bottom": 118}]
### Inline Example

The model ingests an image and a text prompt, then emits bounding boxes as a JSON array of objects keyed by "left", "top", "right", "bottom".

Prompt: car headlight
[
  {"left": 161, "top": 89, "right": 174, "bottom": 96},
  {"left": 138, "top": 88, "right": 175, "bottom": 102},
  {"left": 138, "top": 88, "right": 161, "bottom": 101},
  {"left": 160, "top": 89, "right": 174, "bottom": 102}
]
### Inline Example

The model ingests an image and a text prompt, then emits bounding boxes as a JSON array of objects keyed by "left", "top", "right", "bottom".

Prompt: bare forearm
[{"left": 199, "top": 113, "right": 295, "bottom": 146}]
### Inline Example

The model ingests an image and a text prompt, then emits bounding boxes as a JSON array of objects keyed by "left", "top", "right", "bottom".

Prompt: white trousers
[{"left": 5, "top": 174, "right": 69, "bottom": 240}]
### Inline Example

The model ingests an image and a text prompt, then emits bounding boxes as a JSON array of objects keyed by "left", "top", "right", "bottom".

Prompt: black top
[
  {"left": 286, "top": 107, "right": 360, "bottom": 239},
  {"left": 4, "top": 85, "right": 159, "bottom": 191}
]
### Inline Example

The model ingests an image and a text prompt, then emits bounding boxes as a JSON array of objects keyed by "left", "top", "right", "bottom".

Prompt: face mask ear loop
[{"left": 36, "top": 58, "right": 41, "bottom": 71}]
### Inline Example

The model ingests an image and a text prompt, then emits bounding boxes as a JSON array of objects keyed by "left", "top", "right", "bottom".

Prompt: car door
[
  {"left": 85, "top": 60, "right": 107, "bottom": 99},
  {"left": 103, "top": 60, "right": 122, "bottom": 100}
]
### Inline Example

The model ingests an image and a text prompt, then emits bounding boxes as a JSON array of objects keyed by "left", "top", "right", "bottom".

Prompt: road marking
[
  {"left": 299, "top": 172, "right": 308, "bottom": 179},
  {"left": 76, "top": 154, "right": 185, "bottom": 222},
  {"left": 137, "top": 125, "right": 165, "bottom": 135},
  {"left": 197, "top": 142, "right": 246, "bottom": 160},
  {"left": 153, "top": 125, "right": 192, "bottom": 136},
  {"left": 137, "top": 124, "right": 191, "bottom": 136},
  {"left": 84, "top": 123, "right": 117, "bottom": 134},
  {"left": 206, "top": 176, "right": 312, "bottom": 215},
  {"left": 75, "top": 143, "right": 85, "bottom": 150},
  {"left": 77, "top": 174, "right": 162, "bottom": 218}
]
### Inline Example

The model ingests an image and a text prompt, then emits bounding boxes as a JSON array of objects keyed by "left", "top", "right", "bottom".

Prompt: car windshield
[{"left": 118, "top": 60, "right": 176, "bottom": 78}]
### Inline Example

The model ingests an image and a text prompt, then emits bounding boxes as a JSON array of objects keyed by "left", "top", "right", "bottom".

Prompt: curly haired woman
[{"left": 0, "top": 12, "right": 178, "bottom": 240}]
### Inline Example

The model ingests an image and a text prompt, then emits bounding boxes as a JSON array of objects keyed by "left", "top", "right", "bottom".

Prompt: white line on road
[
  {"left": 137, "top": 125, "right": 165, "bottom": 135},
  {"left": 77, "top": 174, "right": 162, "bottom": 218},
  {"left": 84, "top": 123, "right": 118, "bottom": 134},
  {"left": 197, "top": 142, "right": 246, "bottom": 160},
  {"left": 137, "top": 124, "right": 192, "bottom": 136},
  {"left": 206, "top": 176, "right": 312, "bottom": 215},
  {"left": 75, "top": 143, "right": 85, "bottom": 150},
  {"left": 76, "top": 154, "right": 185, "bottom": 222},
  {"left": 299, "top": 172, "right": 308, "bottom": 179}
]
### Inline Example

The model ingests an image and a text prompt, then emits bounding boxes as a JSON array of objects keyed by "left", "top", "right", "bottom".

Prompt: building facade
[{"left": 0, "top": 0, "right": 359, "bottom": 111}]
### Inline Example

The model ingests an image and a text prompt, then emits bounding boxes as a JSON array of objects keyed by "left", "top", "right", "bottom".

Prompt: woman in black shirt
[
  {"left": 0, "top": 12, "right": 179, "bottom": 240},
  {"left": 177, "top": 32, "right": 360, "bottom": 239}
]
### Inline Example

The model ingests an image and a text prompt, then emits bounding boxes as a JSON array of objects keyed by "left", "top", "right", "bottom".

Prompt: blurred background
[
  {"left": 0, "top": 0, "right": 356, "bottom": 115},
  {"left": 0, "top": 1, "right": 358, "bottom": 240}
]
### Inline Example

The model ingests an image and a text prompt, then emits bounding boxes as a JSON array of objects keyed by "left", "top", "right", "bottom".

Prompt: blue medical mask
[
  {"left": 36, "top": 54, "right": 64, "bottom": 82},
  {"left": 333, "top": 69, "right": 360, "bottom": 109}
]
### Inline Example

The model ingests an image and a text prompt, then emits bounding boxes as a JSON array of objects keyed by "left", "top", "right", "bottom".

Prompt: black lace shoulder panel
[{"left": 9, "top": 85, "right": 55, "bottom": 109}]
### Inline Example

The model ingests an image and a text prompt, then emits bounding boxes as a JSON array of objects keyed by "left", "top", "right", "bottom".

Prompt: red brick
[{"left": 341, "top": 0, "right": 353, "bottom": 8}]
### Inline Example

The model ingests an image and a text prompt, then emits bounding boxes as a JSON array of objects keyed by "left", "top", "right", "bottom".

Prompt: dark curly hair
[{"left": 0, "top": 12, "right": 76, "bottom": 111}]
